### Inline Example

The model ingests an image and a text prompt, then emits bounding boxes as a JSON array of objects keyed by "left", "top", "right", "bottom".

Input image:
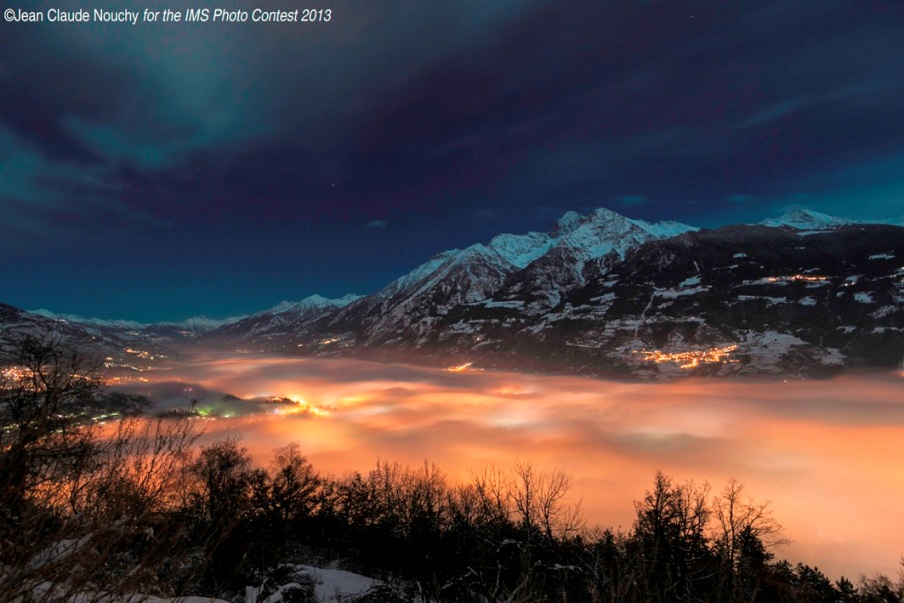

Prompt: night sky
[{"left": 2, "top": 0, "right": 903, "bottom": 322}]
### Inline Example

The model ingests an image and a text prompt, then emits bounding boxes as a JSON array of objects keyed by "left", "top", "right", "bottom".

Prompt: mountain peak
[
  {"left": 28, "top": 309, "right": 147, "bottom": 330},
  {"left": 588, "top": 207, "right": 627, "bottom": 224},
  {"left": 267, "top": 293, "right": 363, "bottom": 314},
  {"left": 553, "top": 211, "right": 584, "bottom": 235},
  {"left": 761, "top": 209, "right": 853, "bottom": 230},
  {"left": 331, "top": 294, "right": 364, "bottom": 308}
]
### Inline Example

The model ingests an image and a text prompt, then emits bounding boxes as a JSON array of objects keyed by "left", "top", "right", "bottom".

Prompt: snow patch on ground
[
  {"left": 482, "top": 300, "right": 525, "bottom": 309},
  {"left": 295, "top": 566, "right": 380, "bottom": 603},
  {"left": 448, "top": 321, "right": 478, "bottom": 334},
  {"left": 872, "top": 306, "right": 897, "bottom": 318},
  {"left": 657, "top": 286, "right": 707, "bottom": 298},
  {"left": 738, "top": 331, "right": 844, "bottom": 372},
  {"left": 590, "top": 293, "right": 617, "bottom": 303},
  {"left": 742, "top": 278, "right": 788, "bottom": 286},
  {"left": 737, "top": 295, "right": 787, "bottom": 305}
]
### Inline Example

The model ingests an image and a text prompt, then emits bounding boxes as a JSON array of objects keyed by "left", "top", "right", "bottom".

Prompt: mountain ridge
[{"left": 4, "top": 207, "right": 902, "bottom": 379}]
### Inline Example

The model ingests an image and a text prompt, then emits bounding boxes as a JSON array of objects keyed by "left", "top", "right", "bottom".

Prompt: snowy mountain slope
[
  {"left": 313, "top": 208, "right": 697, "bottom": 344},
  {"left": 760, "top": 209, "right": 855, "bottom": 231},
  {"left": 202, "top": 294, "right": 363, "bottom": 346},
  {"left": 29, "top": 308, "right": 250, "bottom": 331},
  {"left": 29, "top": 309, "right": 148, "bottom": 330},
  {"left": 262, "top": 294, "right": 363, "bottom": 316},
  {"left": 558, "top": 223, "right": 904, "bottom": 376},
  {"left": 489, "top": 208, "right": 697, "bottom": 311},
  {"left": 0, "top": 304, "right": 177, "bottom": 370},
  {"left": 283, "top": 217, "right": 903, "bottom": 378},
  {"left": 5, "top": 207, "right": 902, "bottom": 379}
]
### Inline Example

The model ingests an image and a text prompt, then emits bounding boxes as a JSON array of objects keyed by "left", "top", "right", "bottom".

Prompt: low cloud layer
[{"left": 116, "top": 353, "right": 904, "bottom": 579}]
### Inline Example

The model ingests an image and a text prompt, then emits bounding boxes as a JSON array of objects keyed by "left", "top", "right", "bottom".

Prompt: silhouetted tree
[
  {"left": 0, "top": 334, "right": 103, "bottom": 520},
  {"left": 0, "top": 335, "right": 204, "bottom": 601},
  {"left": 712, "top": 478, "right": 785, "bottom": 601},
  {"left": 185, "top": 437, "right": 256, "bottom": 593},
  {"left": 632, "top": 471, "right": 713, "bottom": 602}
]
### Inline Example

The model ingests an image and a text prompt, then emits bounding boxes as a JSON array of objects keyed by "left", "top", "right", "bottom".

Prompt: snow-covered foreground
[
  {"left": 242, "top": 565, "right": 380, "bottom": 603},
  {"left": 29, "top": 565, "right": 380, "bottom": 603},
  {"left": 294, "top": 566, "right": 379, "bottom": 602}
]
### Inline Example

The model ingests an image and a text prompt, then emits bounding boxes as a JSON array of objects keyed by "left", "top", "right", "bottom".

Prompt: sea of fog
[{"left": 113, "top": 352, "right": 904, "bottom": 580}]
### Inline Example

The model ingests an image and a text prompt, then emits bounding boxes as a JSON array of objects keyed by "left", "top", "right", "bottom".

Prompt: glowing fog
[{"left": 115, "top": 352, "right": 904, "bottom": 579}]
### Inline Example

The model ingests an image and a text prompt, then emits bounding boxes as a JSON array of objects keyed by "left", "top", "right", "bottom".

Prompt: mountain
[
  {"left": 4, "top": 207, "right": 902, "bottom": 379},
  {"left": 210, "top": 208, "right": 900, "bottom": 378},
  {"left": 29, "top": 309, "right": 245, "bottom": 332},
  {"left": 29, "top": 309, "right": 148, "bottom": 330},
  {"left": 760, "top": 209, "right": 854, "bottom": 231},
  {"left": 489, "top": 208, "right": 697, "bottom": 311},
  {"left": 0, "top": 303, "right": 177, "bottom": 373},
  {"left": 200, "top": 294, "right": 363, "bottom": 350},
  {"left": 559, "top": 222, "right": 903, "bottom": 377},
  {"left": 302, "top": 208, "right": 698, "bottom": 352}
]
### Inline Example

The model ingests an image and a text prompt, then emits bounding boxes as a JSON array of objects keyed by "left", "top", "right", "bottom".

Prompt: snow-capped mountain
[
  {"left": 29, "top": 309, "right": 148, "bottom": 330},
  {"left": 0, "top": 303, "right": 177, "bottom": 369},
  {"left": 29, "top": 309, "right": 246, "bottom": 332},
  {"left": 760, "top": 209, "right": 855, "bottom": 231},
  {"left": 261, "top": 294, "right": 362, "bottom": 316},
  {"left": 313, "top": 208, "right": 698, "bottom": 348},
  {"left": 489, "top": 208, "right": 697, "bottom": 311},
  {"left": 214, "top": 207, "right": 900, "bottom": 378},
  {"left": 202, "top": 294, "right": 363, "bottom": 347},
  {"left": 4, "top": 207, "right": 902, "bottom": 379}
]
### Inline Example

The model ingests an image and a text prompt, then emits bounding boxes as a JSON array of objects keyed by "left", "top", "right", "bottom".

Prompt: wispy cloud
[
  {"left": 0, "top": 123, "right": 164, "bottom": 249},
  {"left": 618, "top": 194, "right": 648, "bottom": 206}
]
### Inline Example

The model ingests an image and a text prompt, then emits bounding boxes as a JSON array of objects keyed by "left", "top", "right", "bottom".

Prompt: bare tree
[
  {"left": 0, "top": 334, "right": 104, "bottom": 518},
  {"left": 537, "top": 466, "right": 584, "bottom": 541},
  {"left": 632, "top": 472, "right": 714, "bottom": 602},
  {"left": 0, "top": 333, "right": 106, "bottom": 601},
  {"left": 0, "top": 335, "right": 205, "bottom": 602},
  {"left": 712, "top": 478, "right": 786, "bottom": 568},
  {"left": 470, "top": 464, "right": 513, "bottom": 531},
  {"left": 712, "top": 478, "right": 787, "bottom": 602}
]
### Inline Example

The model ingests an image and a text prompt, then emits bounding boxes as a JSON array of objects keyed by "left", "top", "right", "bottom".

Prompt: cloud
[
  {"left": 0, "top": 123, "right": 163, "bottom": 250},
  {"left": 61, "top": 116, "right": 173, "bottom": 170},
  {"left": 128, "top": 353, "right": 904, "bottom": 580},
  {"left": 741, "top": 96, "right": 814, "bottom": 128},
  {"left": 366, "top": 219, "right": 388, "bottom": 230},
  {"left": 618, "top": 194, "right": 648, "bottom": 206},
  {"left": 726, "top": 194, "right": 757, "bottom": 204}
]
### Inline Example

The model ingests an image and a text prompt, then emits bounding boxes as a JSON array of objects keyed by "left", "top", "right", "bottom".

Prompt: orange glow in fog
[{"left": 118, "top": 352, "right": 904, "bottom": 580}]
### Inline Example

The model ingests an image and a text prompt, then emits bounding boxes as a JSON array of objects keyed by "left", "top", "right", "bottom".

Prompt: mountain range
[{"left": 3, "top": 208, "right": 902, "bottom": 379}]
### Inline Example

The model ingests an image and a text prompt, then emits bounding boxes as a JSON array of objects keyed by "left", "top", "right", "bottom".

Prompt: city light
[{"left": 634, "top": 345, "right": 739, "bottom": 369}]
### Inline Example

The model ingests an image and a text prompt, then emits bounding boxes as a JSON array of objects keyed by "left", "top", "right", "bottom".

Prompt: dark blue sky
[{"left": 2, "top": 0, "right": 903, "bottom": 322}]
